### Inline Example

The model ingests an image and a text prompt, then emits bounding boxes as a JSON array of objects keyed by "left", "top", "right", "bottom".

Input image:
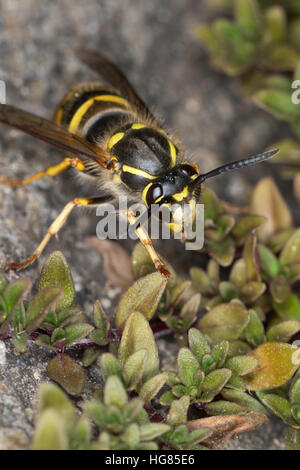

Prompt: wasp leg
[
  {"left": 126, "top": 209, "right": 170, "bottom": 278},
  {"left": 5, "top": 196, "right": 101, "bottom": 271},
  {"left": 0, "top": 157, "right": 85, "bottom": 186}
]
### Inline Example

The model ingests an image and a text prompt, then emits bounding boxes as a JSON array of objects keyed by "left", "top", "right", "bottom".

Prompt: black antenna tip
[{"left": 261, "top": 148, "right": 279, "bottom": 159}]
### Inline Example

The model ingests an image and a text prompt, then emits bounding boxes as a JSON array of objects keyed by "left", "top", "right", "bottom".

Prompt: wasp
[{"left": 0, "top": 50, "right": 278, "bottom": 276}]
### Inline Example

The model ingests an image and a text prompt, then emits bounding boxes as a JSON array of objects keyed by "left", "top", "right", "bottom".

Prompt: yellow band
[{"left": 69, "top": 95, "right": 129, "bottom": 133}]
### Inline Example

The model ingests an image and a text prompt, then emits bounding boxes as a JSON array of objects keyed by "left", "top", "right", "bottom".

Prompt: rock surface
[{"left": 0, "top": 0, "right": 295, "bottom": 449}]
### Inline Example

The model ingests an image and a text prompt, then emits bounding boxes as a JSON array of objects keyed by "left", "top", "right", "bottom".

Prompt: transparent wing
[{"left": 0, "top": 104, "right": 110, "bottom": 168}]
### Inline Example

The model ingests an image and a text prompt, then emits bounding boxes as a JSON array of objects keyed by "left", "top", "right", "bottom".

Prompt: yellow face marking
[
  {"left": 168, "top": 140, "right": 177, "bottom": 167},
  {"left": 168, "top": 222, "right": 183, "bottom": 233},
  {"left": 131, "top": 123, "right": 146, "bottom": 130},
  {"left": 108, "top": 132, "right": 125, "bottom": 150},
  {"left": 69, "top": 95, "right": 129, "bottom": 133},
  {"left": 172, "top": 186, "right": 189, "bottom": 202},
  {"left": 122, "top": 165, "right": 155, "bottom": 180}
]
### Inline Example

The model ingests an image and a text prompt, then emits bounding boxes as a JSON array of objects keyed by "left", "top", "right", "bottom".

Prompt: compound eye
[
  {"left": 181, "top": 164, "right": 198, "bottom": 177},
  {"left": 146, "top": 183, "right": 163, "bottom": 206}
]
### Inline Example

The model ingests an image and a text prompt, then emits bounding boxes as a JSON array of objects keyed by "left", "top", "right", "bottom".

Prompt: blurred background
[{"left": 0, "top": 0, "right": 298, "bottom": 306}]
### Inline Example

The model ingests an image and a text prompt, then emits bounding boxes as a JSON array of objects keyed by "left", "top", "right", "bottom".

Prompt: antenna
[{"left": 190, "top": 149, "right": 279, "bottom": 187}]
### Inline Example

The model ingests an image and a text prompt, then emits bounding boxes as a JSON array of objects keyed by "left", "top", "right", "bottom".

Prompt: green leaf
[
  {"left": 212, "top": 341, "right": 229, "bottom": 367},
  {"left": 11, "top": 330, "right": 28, "bottom": 353},
  {"left": 243, "top": 235, "right": 260, "bottom": 281},
  {"left": 228, "top": 340, "right": 251, "bottom": 357},
  {"left": 257, "top": 392, "right": 294, "bottom": 425},
  {"left": 235, "top": 0, "right": 262, "bottom": 40},
  {"left": 3, "top": 278, "right": 31, "bottom": 321},
  {"left": 221, "top": 388, "right": 267, "bottom": 414},
  {"left": 73, "top": 416, "right": 91, "bottom": 449},
  {"left": 267, "top": 320, "right": 300, "bottom": 342},
  {"left": 64, "top": 323, "right": 94, "bottom": 347},
  {"left": 257, "top": 244, "right": 279, "bottom": 279},
  {"left": 92, "top": 300, "right": 109, "bottom": 330},
  {"left": 39, "top": 251, "right": 75, "bottom": 311},
  {"left": 188, "top": 328, "right": 211, "bottom": 364},
  {"left": 202, "top": 188, "right": 222, "bottom": 222},
  {"left": 85, "top": 401, "right": 107, "bottom": 428},
  {"left": 289, "top": 377, "right": 300, "bottom": 406},
  {"left": 190, "top": 267, "right": 212, "bottom": 295},
  {"left": 122, "top": 423, "right": 140, "bottom": 449},
  {"left": 225, "top": 355, "right": 258, "bottom": 376},
  {"left": 160, "top": 390, "right": 176, "bottom": 406},
  {"left": 264, "top": 5, "right": 286, "bottom": 43},
  {"left": 100, "top": 353, "right": 123, "bottom": 381},
  {"left": 270, "top": 275, "right": 291, "bottom": 304},
  {"left": 38, "top": 382, "right": 76, "bottom": 431},
  {"left": 208, "top": 237, "right": 235, "bottom": 267},
  {"left": 139, "top": 423, "right": 170, "bottom": 441},
  {"left": 244, "top": 309, "right": 265, "bottom": 346},
  {"left": 263, "top": 44, "right": 299, "bottom": 72},
  {"left": 219, "top": 282, "right": 239, "bottom": 301},
  {"left": 177, "top": 348, "right": 200, "bottom": 387},
  {"left": 25, "top": 287, "right": 63, "bottom": 333},
  {"left": 33, "top": 409, "right": 68, "bottom": 450},
  {"left": 244, "top": 342, "right": 300, "bottom": 390},
  {"left": 124, "top": 349, "right": 148, "bottom": 389},
  {"left": 240, "top": 281, "right": 266, "bottom": 303},
  {"left": 47, "top": 354, "right": 85, "bottom": 396},
  {"left": 166, "top": 396, "right": 190, "bottom": 427},
  {"left": 198, "top": 302, "right": 249, "bottom": 342},
  {"left": 139, "top": 372, "right": 169, "bottom": 402},
  {"left": 82, "top": 347, "right": 100, "bottom": 367},
  {"left": 280, "top": 229, "right": 300, "bottom": 266},
  {"left": 290, "top": 18, "right": 300, "bottom": 54},
  {"left": 230, "top": 259, "right": 247, "bottom": 288},
  {"left": 250, "top": 178, "right": 292, "bottom": 242},
  {"left": 0, "top": 274, "right": 7, "bottom": 295},
  {"left": 51, "top": 327, "right": 66, "bottom": 346},
  {"left": 116, "top": 272, "right": 167, "bottom": 328},
  {"left": 201, "top": 369, "right": 232, "bottom": 402},
  {"left": 205, "top": 400, "right": 246, "bottom": 415},
  {"left": 118, "top": 312, "right": 159, "bottom": 381},
  {"left": 212, "top": 19, "right": 256, "bottom": 74},
  {"left": 255, "top": 90, "right": 300, "bottom": 122},
  {"left": 273, "top": 294, "right": 300, "bottom": 321},
  {"left": 104, "top": 375, "right": 127, "bottom": 409}
]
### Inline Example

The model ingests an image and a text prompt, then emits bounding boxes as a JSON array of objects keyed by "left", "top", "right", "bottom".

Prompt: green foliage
[
  {"left": 160, "top": 328, "right": 258, "bottom": 406},
  {"left": 33, "top": 381, "right": 169, "bottom": 450},
  {"left": 197, "top": 0, "right": 300, "bottom": 200},
  {"left": 2, "top": 175, "right": 300, "bottom": 449}
]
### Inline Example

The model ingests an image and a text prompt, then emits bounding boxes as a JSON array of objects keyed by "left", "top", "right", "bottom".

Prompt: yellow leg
[
  {"left": 5, "top": 197, "right": 93, "bottom": 271},
  {"left": 0, "top": 157, "right": 85, "bottom": 187},
  {"left": 126, "top": 209, "right": 170, "bottom": 278}
]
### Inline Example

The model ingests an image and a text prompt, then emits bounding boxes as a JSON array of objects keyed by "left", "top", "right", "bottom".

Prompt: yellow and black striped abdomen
[{"left": 55, "top": 82, "right": 133, "bottom": 140}]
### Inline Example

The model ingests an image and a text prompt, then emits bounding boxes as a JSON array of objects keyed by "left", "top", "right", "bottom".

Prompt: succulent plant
[
  {"left": 33, "top": 381, "right": 170, "bottom": 450},
  {"left": 2, "top": 176, "right": 300, "bottom": 449},
  {"left": 160, "top": 328, "right": 258, "bottom": 406},
  {"left": 197, "top": 0, "right": 300, "bottom": 77},
  {"left": 197, "top": 0, "right": 300, "bottom": 204}
]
